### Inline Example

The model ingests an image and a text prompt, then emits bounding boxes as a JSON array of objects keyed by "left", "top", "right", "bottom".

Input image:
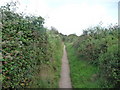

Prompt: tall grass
[{"left": 66, "top": 43, "right": 102, "bottom": 88}]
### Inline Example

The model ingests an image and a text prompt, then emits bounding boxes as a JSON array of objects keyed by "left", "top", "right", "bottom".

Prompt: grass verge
[{"left": 66, "top": 43, "right": 102, "bottom": 88}]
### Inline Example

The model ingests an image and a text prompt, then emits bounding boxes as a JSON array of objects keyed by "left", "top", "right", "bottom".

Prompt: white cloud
[
  {"left": 44, "top": 3, "right": 117, "bottom": 35},
  {"left": 17, "top": 0, "right": 51, "bottom": 17}
]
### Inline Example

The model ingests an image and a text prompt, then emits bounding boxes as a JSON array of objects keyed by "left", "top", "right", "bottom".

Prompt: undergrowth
[{"left": 66, "top": 43, "right": 102, "bottom": 88}]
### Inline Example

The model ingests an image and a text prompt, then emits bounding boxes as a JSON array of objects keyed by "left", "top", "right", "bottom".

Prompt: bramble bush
[
  {"left": 1, "top": 3, "right": 63, "bottom": 88},
  {"left": 67, "top": 26, "right": 119, "bottom": 88}
]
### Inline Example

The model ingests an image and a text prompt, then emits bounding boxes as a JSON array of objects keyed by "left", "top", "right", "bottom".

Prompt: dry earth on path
[{"left": 59, "top": 45, "right": 72, "bottom": 88}]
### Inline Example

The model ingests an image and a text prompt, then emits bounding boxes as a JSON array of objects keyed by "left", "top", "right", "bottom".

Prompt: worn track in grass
[{"left": 59, "top": 45, "right": 72, "bottom": 88}]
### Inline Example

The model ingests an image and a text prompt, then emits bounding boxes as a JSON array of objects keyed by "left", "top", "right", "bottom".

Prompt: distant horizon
[{"left": 0, "top": 0, "right": 119, "bottom": 35}]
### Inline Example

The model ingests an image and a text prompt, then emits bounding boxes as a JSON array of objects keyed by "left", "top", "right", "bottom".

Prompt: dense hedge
[
  {"left": 1, "top": 4, "right": 63, "bottom": 88},
  {"left": 70, "top": 26, "right": 119, "bottom": 88}
]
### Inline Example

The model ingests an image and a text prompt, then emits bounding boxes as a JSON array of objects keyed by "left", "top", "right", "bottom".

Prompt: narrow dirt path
[{"left": 59, "top": 45, "right": 72, "bottom": 88}]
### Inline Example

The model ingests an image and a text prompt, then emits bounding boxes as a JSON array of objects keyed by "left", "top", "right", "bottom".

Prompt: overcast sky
[{"left": 0, "top": 0, "right": 119, "bottom": 35}]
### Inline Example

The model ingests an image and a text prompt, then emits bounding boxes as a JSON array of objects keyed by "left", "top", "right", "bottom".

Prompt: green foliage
[
  {"left": 29, "top": 30, "right": 63, "bottom": 88},
  {"left": 23, "top": 30, "right": 63, "bottom": 88},
  {"left": 1, "top": 3, "right": 63, "bottom": 88},
  {"left": 66, "top": 44, "right": 101, "bottom": 88},
  {"left": 69, "top": 26, "right": 119, "bottom": 88},
  {"left": 64, "top": 34, "right": 78, "bottom": 43}
]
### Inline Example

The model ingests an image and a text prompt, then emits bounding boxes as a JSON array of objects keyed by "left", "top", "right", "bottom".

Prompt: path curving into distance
[{"left": 59, "top": 45, "right": 72, "bottom": 88}]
